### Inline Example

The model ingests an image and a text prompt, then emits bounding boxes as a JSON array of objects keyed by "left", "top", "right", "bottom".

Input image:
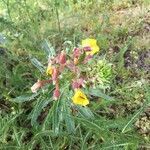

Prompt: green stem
[
  {"left": 55, "top": 5, "right": 61, "bottom": 33},
  {"left": 55, "top": 0, "right": 62, "bottom": 50}
]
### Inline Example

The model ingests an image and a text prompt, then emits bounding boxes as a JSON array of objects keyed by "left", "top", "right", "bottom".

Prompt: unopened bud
[
  {"left": 73, "top": 48, "right": 80, "bottom": 58},
  {"left": 83, "top": 55, "right": 93, "bottom": 64},
  {"left": 31, "top": 80, "right": 43, "bottom": 93},
  {"left": 66, "top": 61, "right": 79, "bottom": 73},
  {"left": 83, "top": 46, "right": 92, "bottom": 51},
  {"left": 59, "top": 51, "right": 66, "bottom": 64},
  {"left": 31, "top": 79, "right": 52, "bottom": 93},
  {"left": 72, "top": 78, "right": 84, "bottom": 90},
  {"left": 52, "top": 67, "right": 59, "bottom": 82},
  {"left": 53, "top": 88, "right": 60, "bottom": 100}
]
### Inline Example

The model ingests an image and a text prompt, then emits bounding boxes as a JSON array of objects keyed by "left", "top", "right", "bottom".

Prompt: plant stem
[{"left": 55, "top": 5, "right": 61, "bottom": 34}]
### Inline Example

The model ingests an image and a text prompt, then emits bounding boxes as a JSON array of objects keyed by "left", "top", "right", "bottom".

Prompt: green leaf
[
  {"left": 41, "top": 39, "right": 56, "bottom": 58},
  {"left": 89, "top": 88, "right": 115, "bottom": 101},
  {"left": 31, "top": 98, "right": 53, "bottom": 126},
  {"left": 12, "top": 93, "right": 39, "bottom": 103},
  {"left": 30, "top": 58, "right": 45, "bottom": 73},
  {"left": 75, "top": 117, "right": 104, "bottom": 132},
  {"left": 52, "top": 100, "right": 61, "bottom": 135},
  {"left": 77, "top": 106, "right": 94, "bottom": 119},
  {"left": 113, "top": 37, "right": 133, "bottom": 71},
  {"left": 122, "top": 105, "right": 147, "bottom": 133},
  {"left": 63, "top": 99, "right": 75, "bottom": 133},
  {"left": 63, "top": 40, "right": 73, "bottom": 53}
]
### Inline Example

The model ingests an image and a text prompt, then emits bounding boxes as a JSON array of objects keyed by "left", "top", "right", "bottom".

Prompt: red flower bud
[
  {"left": 31, "top": 81, "right": 42, "bottom": 93},
  {"left": 66, "top": 61, "right": 79, "bottom": 73},
  {"left": 73, "top": 48, "right": 80, "bottom": 58},
  {"left": 72, "top": 78, "right": 84, "bottom": 90},
  {"left": 31, "top": 79, "right": 52, "bottom": 93},
  {"left": 52, "top": 67, "right": 59, "bottom": 83},
  {"left": 59, "top": 51, "right": 66, "bottom": 64},
  {"left": 53, "top": 88, "right": 60, "bottom": 100},
  {"left": 83, "top": 55, "right": 93, "bottom": 64},
  {"left": 83, "top": 46, "right": 92, "bottom": 51},
  {"left": 72, "top": 81, "right": 79, "bottom": 90}
]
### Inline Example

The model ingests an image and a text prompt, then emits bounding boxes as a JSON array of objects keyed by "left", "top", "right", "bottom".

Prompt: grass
[{"left": 0, "top": 0, "right": 150, "bottom": 149}]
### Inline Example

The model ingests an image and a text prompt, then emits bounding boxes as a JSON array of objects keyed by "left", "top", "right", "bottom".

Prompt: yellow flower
[
  {"left": 72, "top": 89, "right": 89, "bottom": 106},
  {"left": 46, "top": 65, "right": 53, "bottom": 76},
  {"left": 82, "top": 38, "right": 100, "bottom": 55}
]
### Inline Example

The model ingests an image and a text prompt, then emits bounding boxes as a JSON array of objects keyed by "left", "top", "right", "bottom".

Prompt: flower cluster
[{"left": 31, "top": 38, "right": 99, "bottom": 106}]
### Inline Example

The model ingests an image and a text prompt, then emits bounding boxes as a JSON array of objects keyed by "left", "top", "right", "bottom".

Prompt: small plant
[
  {"left": 31, "top": 38, "right": 100, "bottom": 103},
  {"left": 87, "top": 58, "right": 112, "bottom": 90},
  {"left": 14, "top": 38, "right": 101, "bottom": 133}
]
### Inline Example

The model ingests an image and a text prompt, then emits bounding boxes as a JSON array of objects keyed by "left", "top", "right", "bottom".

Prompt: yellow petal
[
  {"left": 46, "top": 65, "right": 53, "bottom": 76},
  {"left": 72, "top": 89, "right": 89, "bottom": 106},
  {"left": 86, "top": 45, "right": 100, "bottom": 55},
  {"left": 82, "top": 38, "right": 97, "bottom": 47},
  {"left": 82, "top": 38, "right": 100, "bottom": 55}
]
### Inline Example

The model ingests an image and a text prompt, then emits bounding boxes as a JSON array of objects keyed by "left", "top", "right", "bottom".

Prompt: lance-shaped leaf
[
  {"left": 31, "top": 98, "right": 53, "bottom": 126},
  {"left": 12, "top": 93, "right": 39, "bottom": 103},
  {"left": 89, "top": 88, "right": 115, "bottom": 101},
  {"left": 30, "top": 58, "right": 45, "bottom": 73},
  {"left": 41, "top": 39, "right": 56, "bottom": 58}
]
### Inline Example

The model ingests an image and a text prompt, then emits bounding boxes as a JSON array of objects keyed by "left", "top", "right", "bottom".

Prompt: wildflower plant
[
  {"left": 13, "top": 38, "right": 100, "bottom": 134},
  {"left": 31, "top": 38, "right": 100, "bottom": 103}
]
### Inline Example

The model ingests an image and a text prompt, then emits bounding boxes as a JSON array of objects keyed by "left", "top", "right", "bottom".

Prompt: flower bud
[
  {"left": 72, "top": 81, "right": 79, "bottom": 90},
  {"left": 52, "top": 67, "right": 59, "bottom": 83},
  {"left": 72, "top": 78, "right": 84, "bottom": 90},
  {"left": 73, "top": 48, "right": 80, "bottom": 58},
  {"left": 83, "top": 46, "right": 92, "bottom": 51},
  {"left": 31, "top": 80, "right": 42, "bottom": 93},
  {"left": 31, "top": 79, "right": 52, "bottom": 93},
  {"left": 83, "top": 55, "right": 93, "bottom": 64},
  {"left": 66, "top": 61, "right": 79, "bottom": 73},
  {"left": 59, "top": 51, "right": 66, "bottom": 64},
  {"left": 53, "top": 88, "right": 60, "bottom": 100}
]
